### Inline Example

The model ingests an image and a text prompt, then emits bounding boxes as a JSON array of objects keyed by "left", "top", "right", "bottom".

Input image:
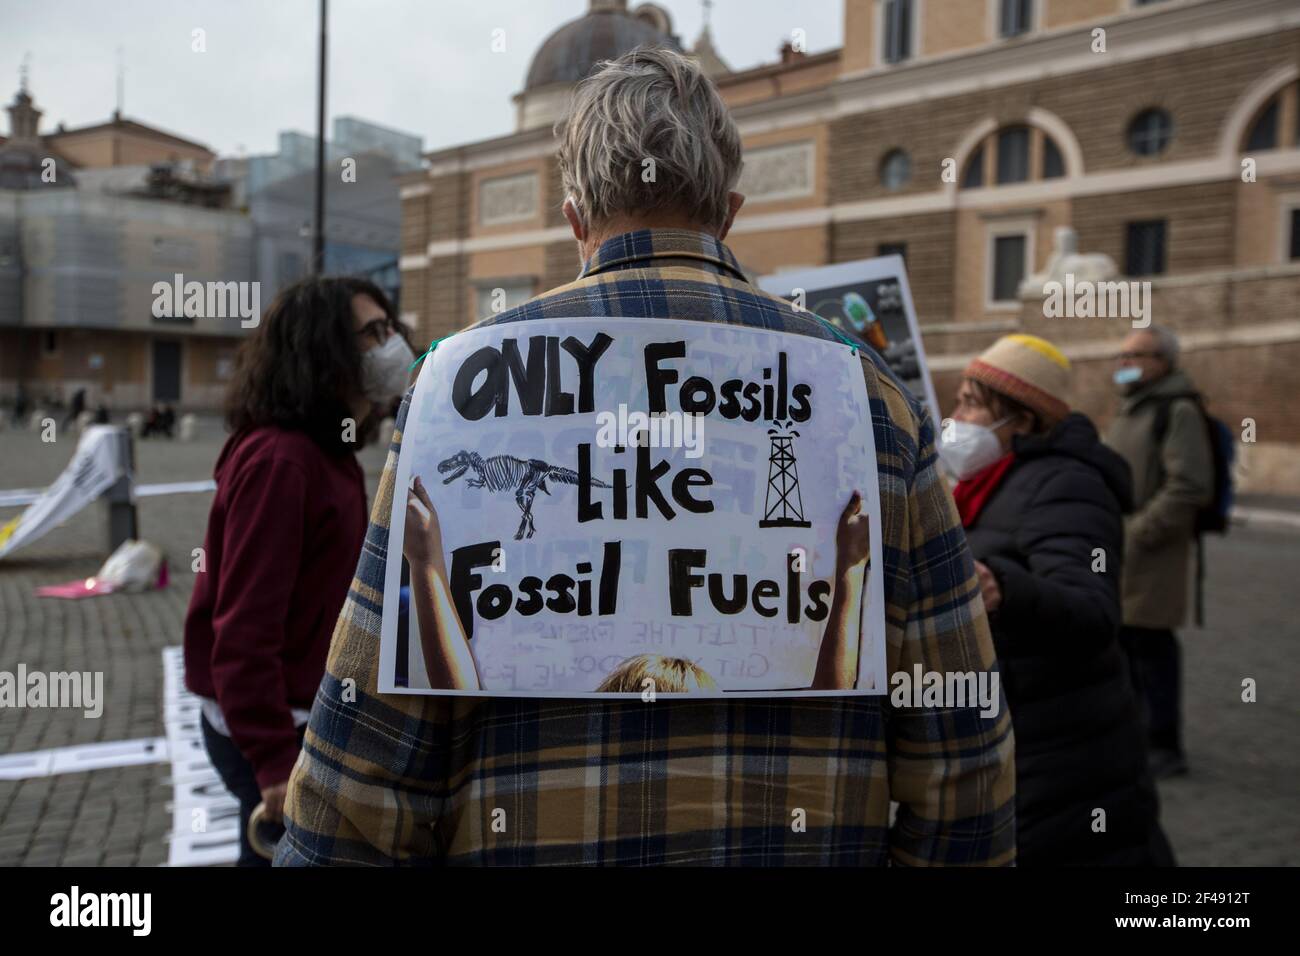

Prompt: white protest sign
[
  {"left": 0, "top": 425, "right": 126, "bottom": 559},
  {"left": 379, "top": 318, "right": 886, "bottom": 698}
]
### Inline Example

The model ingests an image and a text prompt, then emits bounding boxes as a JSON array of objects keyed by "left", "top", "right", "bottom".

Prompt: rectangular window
[
  {"left": 1290, "top": 209, "right": 1300, "bottom": 261},
  {"left": 877, "top": 242, "right": 907, "bottom": 265},
  {"left": 1000, "top": 0, "right": 1033, "bottom": 38},
  {"left": 996, "top": 127, "right": 1030, "bottom": 184},
  {"left": 1126, "top": 220, "right": 1167, "bottom": 276},
  {"left": 882, "top": 0, "right": 913, "bottom": 65},
  {"left": 992, "top": 234, "right": 1027, "bottom": 302},
  {"left": 42, "top": 330, "right": 58, "bottom": 356}
]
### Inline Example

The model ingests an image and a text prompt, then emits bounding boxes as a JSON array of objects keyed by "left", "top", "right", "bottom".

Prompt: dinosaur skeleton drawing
[{"left": 437, "top": 450, "right": 611, "bottom": 540}]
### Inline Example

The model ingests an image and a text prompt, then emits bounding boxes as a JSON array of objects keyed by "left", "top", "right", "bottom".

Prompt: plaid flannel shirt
[{"left": 277, "top": 228, "right": 1015, "bottom": 866}]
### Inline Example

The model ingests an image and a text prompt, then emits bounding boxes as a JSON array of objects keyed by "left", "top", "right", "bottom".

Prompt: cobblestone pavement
[{"left": 1, "top": 420, "right": 1297, "bottom": 865}]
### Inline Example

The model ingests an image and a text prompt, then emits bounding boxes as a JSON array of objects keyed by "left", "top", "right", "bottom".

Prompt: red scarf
[{"left": 952, "top": 453, "right": 1015, "bottom": 528}]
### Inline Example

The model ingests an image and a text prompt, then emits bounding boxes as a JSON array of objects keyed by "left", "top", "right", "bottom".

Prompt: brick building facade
[{"left": 398, "top": 0, "right": 1300, "bottom": 492}]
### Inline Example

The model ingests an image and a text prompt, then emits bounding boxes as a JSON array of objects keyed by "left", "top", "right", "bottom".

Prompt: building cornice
[
  {"left": 832, "top": 0, "right": 1300, "bottom": 118},
  {"left": 422, "top": 124, "right": 557, "bottom": 177},
  {"left": 405, "top": 148, "right": 1300, "bottom": 259}
]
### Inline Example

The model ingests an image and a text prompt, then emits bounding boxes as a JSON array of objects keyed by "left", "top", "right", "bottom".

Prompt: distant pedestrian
[
  {"left": 13, "top": 384, "right": 29, "bottom": 426},
  {"left": 183, "top": 276, "right": 413, "bottom": 865},
  {"left": 64, "top": 387, "right": 86, "bottom": 430},
  {"left": 1105, "top": 326, "right": 1213, "bottom": 779},
  {"left": 944, "top": 334, "right": 1173, "bottom": 865}
]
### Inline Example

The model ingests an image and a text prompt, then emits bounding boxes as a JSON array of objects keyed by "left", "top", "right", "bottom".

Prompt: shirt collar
[{"left": 579, "top": 228, "right": 748, "bottom": 282}]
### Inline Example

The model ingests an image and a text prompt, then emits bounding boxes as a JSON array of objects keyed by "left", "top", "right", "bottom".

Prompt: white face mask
[
  {"left": 939, "top": 416, "right": 1010, "bottom": 481},
  {"left": 360, "top": 332, "right": 416, "bottom": 404},
  {"left": 1113, "top": 366, "right": 1143, "bottom": 391}
]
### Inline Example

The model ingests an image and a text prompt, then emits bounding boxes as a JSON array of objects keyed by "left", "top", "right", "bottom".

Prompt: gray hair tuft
[
  {"left": 1147, "top": 325, "right": 1181, "bottom": 368},
  {"left": 556, "top": 47, "right": 743, "bottom": 231}
]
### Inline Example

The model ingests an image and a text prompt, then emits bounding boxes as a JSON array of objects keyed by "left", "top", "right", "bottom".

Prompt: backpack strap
[
  {"left": 1146, "top": 390, "right": 1209, "bottom": 627},
  {"left": 1148, "top": 391, "right": 1201, "bottom": 446},
  {"left": 1195, "top": 535, "right": 1206, "bottom": 628}
]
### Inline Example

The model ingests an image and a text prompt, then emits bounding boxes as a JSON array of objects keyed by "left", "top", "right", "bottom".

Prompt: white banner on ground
[
  {"left": 161, "top": 646, "right": 239, "bottom": 867},
  {"left": 0, "top": 425, "right": 126, "bottom": 559},
  {"left": 379, "top": 317, "right": 887, "bottom": 698}
]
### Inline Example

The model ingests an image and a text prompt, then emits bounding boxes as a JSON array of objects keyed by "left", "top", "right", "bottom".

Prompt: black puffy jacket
[{"left": 963, "top": 413, "right": 1173, "bottom": 866}]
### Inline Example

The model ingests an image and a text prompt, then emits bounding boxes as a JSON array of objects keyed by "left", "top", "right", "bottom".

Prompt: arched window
[
  {"left": 1127, "top": 108, "right": 1175, "bottom": 156},
  {"left": 1042, "top": 136, "right": 1065, "bottom": 179},
  {"left": 963, "top": 144, "right": 985, "bottom": 188},
  {"left": 1246, "top": 100, "right": 1279, "bottom": 151},
  {"left": 997, "top": 126, "right": 1031, "bottom": 184},
  {"left": 880, "top": 149, "right": 912, "bottom": 190},
  {"left": 959, "top": 124, "right": 1069, "bottom": 189},
  {"left": 1242, "top": 80, "right": 1299, "bottom": 153}
]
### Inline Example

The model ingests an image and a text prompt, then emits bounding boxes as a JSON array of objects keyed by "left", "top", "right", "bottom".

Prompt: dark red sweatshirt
[{"left": 184, "top": 426, "right": 367, "bottom": 790}]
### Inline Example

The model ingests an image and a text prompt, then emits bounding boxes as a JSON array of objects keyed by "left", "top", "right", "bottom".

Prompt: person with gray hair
[
  {"left": 278, "top": 46, "right": 1015, "bottom": 867},
  {"left": 1105, "top": 325, "right": 1214, "bottom": 779},
  {"left": 557, "top": 46, "right": 744, "bottom": 250}
]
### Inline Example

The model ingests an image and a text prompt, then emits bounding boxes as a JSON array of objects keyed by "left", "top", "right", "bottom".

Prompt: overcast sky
[{"left": 3, "top": 0, "right": 842, "bottom": 158}]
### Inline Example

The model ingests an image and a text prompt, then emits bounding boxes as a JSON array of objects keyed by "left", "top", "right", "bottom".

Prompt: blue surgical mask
[{"left": 1113, "top": 367, "right": 1143, "bottom": 388}]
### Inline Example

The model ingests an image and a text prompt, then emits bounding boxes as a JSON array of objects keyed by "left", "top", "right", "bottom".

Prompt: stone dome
[
  {"left": 1, "top": 87, "right": 76, "bottom": 190},
  {"left": 524, "top": 1, "right": 682, "bottom": 92}
]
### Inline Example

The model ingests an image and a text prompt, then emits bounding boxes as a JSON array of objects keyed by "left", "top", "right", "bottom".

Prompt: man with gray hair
[
  {"left": 1106, "top": 326, "right": 1214, "bottom": 779},
  {"left": 278, "top": 47, "right": 1014, "bottom": 866}
]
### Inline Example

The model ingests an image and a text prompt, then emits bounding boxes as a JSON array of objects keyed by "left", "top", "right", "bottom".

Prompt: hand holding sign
[
  {"left": 835, "top": 490, "right": 871, "bottom": 580},
  {"left": 403, "top": 476, "right": 444, "bottom": 572},
  {"left": 403, "top": 477, "right": 482, "bottom": 691},
  {"left": 811, "top": 491, "right": 874, "bottom": 692}
]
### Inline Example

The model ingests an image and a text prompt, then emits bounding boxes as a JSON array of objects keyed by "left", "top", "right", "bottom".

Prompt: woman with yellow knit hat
[{"left": 941, "top": 333, "right": 1173, "bottom": 866}]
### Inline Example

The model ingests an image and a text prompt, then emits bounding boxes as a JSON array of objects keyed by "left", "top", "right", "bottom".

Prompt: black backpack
[{"left": 1151, "top": 393, "right": 1235, "bottom": 625}]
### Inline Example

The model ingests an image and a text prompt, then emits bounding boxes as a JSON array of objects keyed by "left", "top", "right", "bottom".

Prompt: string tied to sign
[
  {"left": 810, "top": 314, "right": 860, "bottom": 356},
  {"left": 409, "top": 334, "right": 452, "bottom": 371}
]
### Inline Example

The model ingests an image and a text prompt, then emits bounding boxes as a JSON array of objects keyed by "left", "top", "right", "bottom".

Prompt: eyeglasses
[
  {"left": 1117, "top": 350, "right": 1162, "bottom": 361},
  {"left": 357, "top": 316, "right": 398, "bottom": 346}
]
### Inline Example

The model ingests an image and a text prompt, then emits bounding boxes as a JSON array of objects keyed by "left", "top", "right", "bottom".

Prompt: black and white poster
[
  {"left": 378, "top": 318, "right": 886, "bottom": 698},
  {"left": 759, "top": 256, "right": 941, "bottom": 424}
]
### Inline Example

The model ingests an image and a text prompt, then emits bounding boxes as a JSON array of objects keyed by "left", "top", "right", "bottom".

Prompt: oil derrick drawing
[{"left": 759, "top": 422, "right": 811, "bottom": 529}]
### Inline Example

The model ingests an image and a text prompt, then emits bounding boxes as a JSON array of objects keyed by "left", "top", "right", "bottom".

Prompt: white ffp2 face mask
[
  {"left": 361, "top": 332, "right": 416, "bottom": 404},
  {"left": 939, "top": 417, "right": 1010, "bottom": 481}
]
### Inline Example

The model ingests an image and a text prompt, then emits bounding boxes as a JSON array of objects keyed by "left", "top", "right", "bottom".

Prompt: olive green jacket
[{"left": 1103, "top": 369, "right": 1214, "bottom": 630}]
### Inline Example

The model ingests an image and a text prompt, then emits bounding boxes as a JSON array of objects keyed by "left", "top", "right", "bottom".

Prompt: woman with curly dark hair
[{"left": 183, "top": 276, "right": 413, "bottom": 865}]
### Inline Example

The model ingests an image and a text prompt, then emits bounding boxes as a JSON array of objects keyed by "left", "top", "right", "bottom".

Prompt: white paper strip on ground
[
  {"left": 134, "top": 479, "right": 216, "bottom": 498},
  {"left": 161, "top": 646, "right": 239, "bottom": 866},
  {"left": 0, "top": 737, "right": 167, "bottom": 780},
  {"left": 0, "top": 488, "right": 46, "bottom": 508}
]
